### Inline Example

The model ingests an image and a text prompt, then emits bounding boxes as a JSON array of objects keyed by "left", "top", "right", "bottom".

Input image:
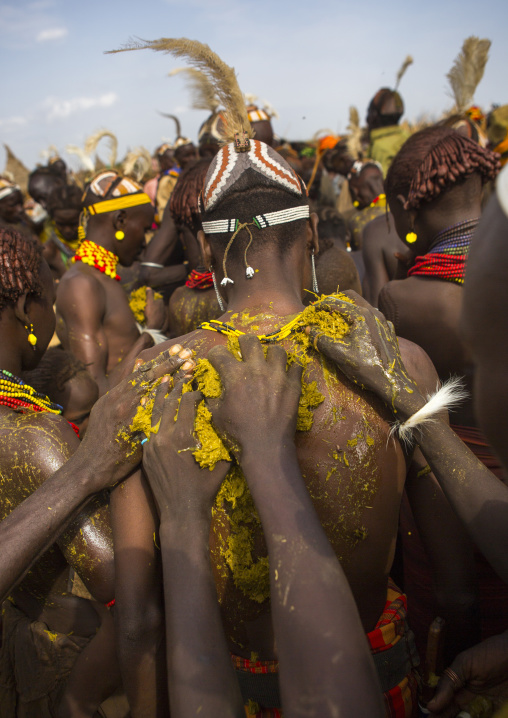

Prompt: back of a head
[
  {"left": 385, "top": 125, "right": 500, "bottom": 211},
  {"left": 315, "top": 245, "right": 361, "bottom": 297},
  {"left": 368, "top": 88, "right": 404, "bottom": 128},
  {"left": 170, "top": 158, "right": 212, "bottom": 229},
  {"left": 200, "top": 139, "right": 309, "bottom": 270},
  {"left": 22, "top": 346, "right": 87, "bottom": 403},
  {"left": 46, "top": 183, "right": 83, "bottom": 216},
  {"left": 0, "top": 227, "right": 43, "bottom": 312},
  {"left": 28, "top": 167, "right": 64, "bottom": 206}
]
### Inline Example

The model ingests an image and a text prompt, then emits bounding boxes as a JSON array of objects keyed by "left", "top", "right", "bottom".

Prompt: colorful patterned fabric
[
  {"left": 232, "top": 579, "right": 418, "bottom": 718},
  {"left": 367, "top": 579, "right": 419, "bottom": 718},
  {"left": 201, "top": 139, "right": 306, "bottom": 212},
  {"left": 185, "top": 269, "right": 214, "bottom": 289},
  {"left": 407, "top": 218, "right": 479, "bottom": 285}
]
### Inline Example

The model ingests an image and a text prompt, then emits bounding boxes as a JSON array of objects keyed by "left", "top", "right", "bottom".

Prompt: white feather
[
  {"left": 391, "top": 376, "right": 468, "bottom": 445},
  {"left": 66, "top": 145, "right": 95, "bottom": 173},
  {"left": 136, "top": 324, "right": 167, "bottom": 345}
]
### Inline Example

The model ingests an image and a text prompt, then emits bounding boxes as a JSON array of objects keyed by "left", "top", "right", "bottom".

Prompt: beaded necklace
[
  {"left": 0, "top": 369, "right": 80, "bottom": 436},
  {"left": 369, "top": 193, "right": 386, "bottom": 208},
  {"left": 407, "top": 218, "right": 479, "bottom": 285},
  {"left": 185, "top": 269, "right": 214, "bottom": 290},
  {"left": 0, "top": 369, "right": 62, "bottom": 414},
  {"left": 72, "top": 240, "right": 121, "bottom": 281}
]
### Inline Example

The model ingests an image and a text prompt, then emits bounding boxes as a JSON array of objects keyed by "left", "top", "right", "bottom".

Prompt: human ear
[
  {"left": 307, "top": 212, "right": 320, "bottom": 255},
  {"left": 13, "top": 292, "right": 30, "bottom": 326},
  {"left": 197, "top": 230, "right": 213, "bottom": 269},
  {"left": 112, "top": 209, "right": 127, "bottom": 230}
]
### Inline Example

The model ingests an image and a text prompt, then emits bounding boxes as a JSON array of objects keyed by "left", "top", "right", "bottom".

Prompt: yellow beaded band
[{"left": 87, "top": 193, "right": 152, "bottom": 216}]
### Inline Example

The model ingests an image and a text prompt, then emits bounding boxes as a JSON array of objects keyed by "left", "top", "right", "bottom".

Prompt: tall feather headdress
[
  {"left": 106, "top": 37, "right": 253, "bottom": 143},
  {"left": 169, "top": 67, "right": 220, "bottom": 113},
  {"left": 446, "top": 36, "right": 491, "bottom": 113},
  {"left": 394, "top": 55, "right": 413, "bottom": 91},
  {"left": 84, "top": 129, "right": 118, "bottom": 168},
  {"left": 346, "top": 106, "right": 363, "bottom": 161},
  {"left": 122, "top": 147, "right": 152, "bottom": 182},
  {"left": 158, "top": 112, "right": 182, "bottom": 137}
]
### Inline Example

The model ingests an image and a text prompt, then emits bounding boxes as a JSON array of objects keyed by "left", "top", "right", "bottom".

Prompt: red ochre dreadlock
[
  {"left": 0, "top": 228, "right": 43, "bottom": 312},
  {"left": 170, "top": 158, "right": 211, "bottom": 228},
  {"left": 385, "top": 125, "right": 500, "bottom": 211}
]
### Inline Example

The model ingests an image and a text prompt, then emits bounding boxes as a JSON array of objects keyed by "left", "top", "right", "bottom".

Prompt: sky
[{"left": 1, "top": 0, "right": 507, "bottom": 172}]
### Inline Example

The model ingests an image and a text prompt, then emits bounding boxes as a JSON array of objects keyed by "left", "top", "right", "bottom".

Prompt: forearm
[
  {"left": 241, "top": 446, "right": 384, "bottom": 718},
  {"left": 0, "top": 449, "right": 102, "bottom": 601},
  {"left": 159, "top": 515, "right": 244, "bottom": 718},
  {"left": 410, "top": 419, "right": 508, "bottom": 582},
  {"left": 140, "top": 264, "right": 188, "bottom": 289}
]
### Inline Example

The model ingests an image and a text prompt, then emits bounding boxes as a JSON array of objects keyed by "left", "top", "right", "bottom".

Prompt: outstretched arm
[
  {"left": 0, "top": 346, "right": 190, "bottom": 602},
  {"left": 207, "top": 335, "right": 384, "bottom": 718},
  {"left": 308, "top": 291, "right": 508, "bottom": 584}
]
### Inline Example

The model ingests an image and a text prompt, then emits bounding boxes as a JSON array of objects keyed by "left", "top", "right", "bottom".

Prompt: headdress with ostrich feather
[
  {"left": 370, "top": 55, "right": 413, "bottom": 118},
  {"left": 106, "top": 36, "right": 307, "bottom": 285}
]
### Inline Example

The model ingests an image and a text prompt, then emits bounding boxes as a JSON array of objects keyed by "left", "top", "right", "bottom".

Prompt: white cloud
[
  {"left": 0, "top": 116, "right": 28, "bottom": 131},
  {"left": 36, "top": 26, "right": 67, "bottom": 42},
  {"left": 43, "top": 93, "right": 119, "bottom": 121}
]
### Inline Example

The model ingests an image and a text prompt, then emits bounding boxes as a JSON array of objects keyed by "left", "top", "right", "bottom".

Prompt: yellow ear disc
[
  {"left": 115, "top": 230, "right": 125, "bottom": 241},
  {"left": 406, "top": 231, "right": 417, "bottom": 244}
]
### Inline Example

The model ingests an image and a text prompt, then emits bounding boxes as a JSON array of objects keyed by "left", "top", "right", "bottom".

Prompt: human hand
[
  {"left": 142, "top": 381, "right": 230, "bottom": 521},
  {"left": 80, "top": 345, "right": 194, "bottom": 492},
  {"left": 144, "top": 287, "right": 167, "bottom": 330},
  {"left": 206, "top": 334, "right": 303, "bottom": 460},
  {"left": 307, "top": 291, "right": 425, "bottom": 419},
  {"left": 427, "top": 632, "right": 508, "bottom": 717}
]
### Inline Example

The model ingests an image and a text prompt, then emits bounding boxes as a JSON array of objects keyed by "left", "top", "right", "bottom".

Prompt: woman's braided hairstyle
[
  {"left": 385, "top": 125, "right": 500, "bottom": 211},
  {"left": 0, "top": 227, "right": 43, "bottom": 312}
]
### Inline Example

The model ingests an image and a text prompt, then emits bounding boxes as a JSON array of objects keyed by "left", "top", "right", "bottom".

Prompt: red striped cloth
[{"left": 232, "top": 579, "right": 417, "bottom": 718}]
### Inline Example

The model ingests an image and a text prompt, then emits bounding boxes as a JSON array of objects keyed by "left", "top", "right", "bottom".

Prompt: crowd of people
[{"left": 1, "top": 32, "right": 508, "bottom": 718}]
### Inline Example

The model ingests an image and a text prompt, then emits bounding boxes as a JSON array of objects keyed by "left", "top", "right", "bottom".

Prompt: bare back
[{"left": 140, "top": 308, "right": 410, "bottom": 656}]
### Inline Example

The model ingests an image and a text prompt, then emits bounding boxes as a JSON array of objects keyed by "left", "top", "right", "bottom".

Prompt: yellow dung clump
[
  {"left": 193, "top": 401, "right": 230, "bottom": 470},
  {"left": 128, "top": 286, "right": 163, "bottom": 324}
]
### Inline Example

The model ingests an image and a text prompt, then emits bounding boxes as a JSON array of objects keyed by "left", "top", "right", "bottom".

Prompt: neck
[
  {"left": 85, "top": 225, "right": 117, "bottom": 255},
  {"left": 0, "top": 338, "right": 24, "bottom": 377},
  {"left": 416, "top": 202, "right": 482, "bottom": 247},
  {"left": 221, "top": 260, "right": 305, "bottom": 318}
]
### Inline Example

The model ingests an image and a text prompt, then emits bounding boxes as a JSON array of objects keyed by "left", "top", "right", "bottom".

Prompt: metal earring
[
  {"left": 211, "top": 270, "right": 225, "bottom": 312},
  {"left": 311, "top": 250, "right": 319, "bottom": 295}
]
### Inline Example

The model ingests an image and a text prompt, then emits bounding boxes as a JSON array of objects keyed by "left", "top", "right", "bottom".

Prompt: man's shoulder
[
  {"left": 0, "top": 411, "right": 78, "bottom": 486},
  {"left": 57, "top": 266, "right": 106, "bottom": 307}
]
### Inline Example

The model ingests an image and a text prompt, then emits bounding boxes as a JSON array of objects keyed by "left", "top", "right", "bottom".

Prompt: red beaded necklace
[{"left": 72, "top": 240, "right": 121, "bottom": 281}]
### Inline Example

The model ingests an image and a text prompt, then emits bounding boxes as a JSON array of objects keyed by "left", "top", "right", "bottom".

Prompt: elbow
[{"left": 116, "top": 599, "right": 164, "bottom": 649}]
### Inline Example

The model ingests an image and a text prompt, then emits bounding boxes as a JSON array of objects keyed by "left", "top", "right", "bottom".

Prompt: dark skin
[
  {"left": 141, "top": 338, "right": 383, "bottom": 717},
  {"left": 56, "top": 203, "right": 163, "bottom": 395},
  {"left": 52, "top": 207, "right": 80, "bottom": 244},
  {"left": 362, "top": 212, "right": 407, "bottom": 306},
  {"left": 138, "top": 202, "right": 188, "bottom": 291},
  {"left": 307, "top": 290, "right": 508, "bottom": 716},
  {"left": 0, "top": 189, "right": 24, "bottom": 224},
  {"left": 379, "top": 177, "right": 482, "bottom": 425},
  {"left": 57, "top": 370, "right": 99, "bottom": 437},
  {"left": 0, "top": 268, "right": 193, "bottom": 717},
  {"left": 349, "top": 165, "right": 385, "bottom": 209},
  {"left": 0, "top": 260, "right": 113, "bottom": 716},
  {"left": 115, "top": 211, "right": 477, "bottom": 679}
]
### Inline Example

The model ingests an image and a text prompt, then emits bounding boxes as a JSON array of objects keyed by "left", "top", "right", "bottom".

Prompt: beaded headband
[{"left": 202, "top": 206, "right": 310, "bottom": 234}]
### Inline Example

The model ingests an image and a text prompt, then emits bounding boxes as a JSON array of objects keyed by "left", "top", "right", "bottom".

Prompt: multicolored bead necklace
[
  {"left": 72, "top": 240, "right": 121, "bottom": 281},
  {"left": 0, "top": 369, "right": 80, "bottom": 436},
  {"left": 0, "top": 369, "right": 62, "bottom": 414},
  {"left": 407, "top": 218, "right": 479, "bottom": 286}
]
